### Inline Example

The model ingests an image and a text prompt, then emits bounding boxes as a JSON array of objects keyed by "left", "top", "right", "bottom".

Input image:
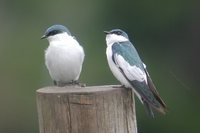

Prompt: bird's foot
[
  {"left": 53, "top": 80, "right": 86, "bottom": 87},
  {"left": 54, "top": 81, "right": 73, "bottom": 87},
  {"left": 121, "top": 85, "right": 126, "bottom": 88},
  {"left": 53, "top": 80, "right": 57, "bottom": 86},
  {"left": 113, "top": 85, "right": 126, "bottom": 88},
  {"left": 71, "top": 80, "right": 86, "bottom": 87}
]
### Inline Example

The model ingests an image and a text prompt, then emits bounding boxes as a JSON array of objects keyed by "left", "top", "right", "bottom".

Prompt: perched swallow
[
  {"left": 41, "top": 24, "right": 85, "bottom": 86},
  {"left": 104, "top": 29, "right": 167, "bottom": 117}
]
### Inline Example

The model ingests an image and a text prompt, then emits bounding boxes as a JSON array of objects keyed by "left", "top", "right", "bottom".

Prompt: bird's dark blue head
[
  {"left": 41, "top": 24, "right": 71, "bottom": 39},
  {"left": 104, "top": 29, "right": 129, "bottom": 39}
]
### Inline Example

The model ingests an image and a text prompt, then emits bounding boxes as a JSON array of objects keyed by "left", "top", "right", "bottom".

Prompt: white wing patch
[
  {"left": 143, "top": 63, "right": 146, "bottom": 69},
  {"left": 115, "top": 54, "right": 147, "bottom": 83}
]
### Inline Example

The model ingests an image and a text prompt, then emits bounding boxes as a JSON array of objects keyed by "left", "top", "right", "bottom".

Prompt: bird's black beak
[
  {"left": 41, "top": 35, "right": 46, "bottom": 39},
  {"left": 104, "top": 31, "right": 110, "bottom": 34}
]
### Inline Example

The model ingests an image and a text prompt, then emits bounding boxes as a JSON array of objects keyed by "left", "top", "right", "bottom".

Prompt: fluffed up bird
[
  {"left": 41, "top": 24, "right": 85, "bottom": 86},
  {"left": 104, "top": 29, "right": 167, "bottom": 117}
]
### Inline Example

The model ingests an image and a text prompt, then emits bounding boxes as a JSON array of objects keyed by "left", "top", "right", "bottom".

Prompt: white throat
[
  {"left": 47, "top": 32, "right": 72, "bottom": 43},
  {"left": 106, "top": 34, "right": 129, "bottom": 46}
]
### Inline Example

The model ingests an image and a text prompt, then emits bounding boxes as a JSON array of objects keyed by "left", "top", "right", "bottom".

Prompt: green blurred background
[{"left": 0, "top": 0, "right": 199, "bottom": 132}]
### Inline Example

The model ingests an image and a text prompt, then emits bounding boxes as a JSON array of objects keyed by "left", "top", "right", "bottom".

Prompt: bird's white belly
[
  {"left": 106, "top": 46, "right": 131, "bottom": 88},
  {"left": 45, "top": 43, "right": 84, "bottom": 82}
]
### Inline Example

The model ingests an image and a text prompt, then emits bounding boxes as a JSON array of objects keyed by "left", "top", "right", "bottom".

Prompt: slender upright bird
[
  {"left": 104, "top": 29, "right": 166, "bottom": 117},
  {"left": 41, "top": 24, "right": 85, "bottom": 86}
]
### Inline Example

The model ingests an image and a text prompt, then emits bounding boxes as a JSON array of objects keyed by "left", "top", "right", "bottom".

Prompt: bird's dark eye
[
  {"left": 48, "top": 30, "right": 61, "bottom": 36},
  {"left": 115, "top": 31, "right": 122, "bottom": 35}
]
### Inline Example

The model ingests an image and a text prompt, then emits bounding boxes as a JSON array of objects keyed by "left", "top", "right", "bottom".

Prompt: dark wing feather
[{"left": 144, "top": 67, "right": 167, "bottom": 112}]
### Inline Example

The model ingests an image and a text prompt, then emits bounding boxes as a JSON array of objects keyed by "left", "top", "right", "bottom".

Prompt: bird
[
  {"left": 104, "top": 29, "right": 167, "bottom": 117},
  {"left": 41, "top": 24, "right": 85, "bottom": 87}
]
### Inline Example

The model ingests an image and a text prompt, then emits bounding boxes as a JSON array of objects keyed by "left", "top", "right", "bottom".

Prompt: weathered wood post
[{"left": 36, "top": 85, "right": 137, "bottom": 133}]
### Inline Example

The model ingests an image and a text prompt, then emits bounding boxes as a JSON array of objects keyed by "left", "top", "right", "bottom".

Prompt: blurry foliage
[{"left": 0, "top": 0, "right": 199, "bottom": 133}]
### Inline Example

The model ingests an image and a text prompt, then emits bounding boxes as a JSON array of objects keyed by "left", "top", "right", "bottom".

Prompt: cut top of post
[{"left": 36, "top": 85, "right": 123, "bottom": 94}]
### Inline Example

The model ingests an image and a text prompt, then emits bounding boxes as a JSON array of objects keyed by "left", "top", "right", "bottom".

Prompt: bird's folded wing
[{"left": 112, "top": 43, "right": 167, "bottom": 114}]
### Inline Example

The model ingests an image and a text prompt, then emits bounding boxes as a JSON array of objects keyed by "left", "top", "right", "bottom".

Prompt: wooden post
[{"left": 36, "top": 85, "right": 137, "bottom": 133}]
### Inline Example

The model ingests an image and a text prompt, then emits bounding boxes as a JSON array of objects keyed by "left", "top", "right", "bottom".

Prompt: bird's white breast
[
  {"left": 106, "top": 45, "right": 131, "bottom": 88},
  {"left": 45, "top": 35, "right": 84, "bottom": 82}
]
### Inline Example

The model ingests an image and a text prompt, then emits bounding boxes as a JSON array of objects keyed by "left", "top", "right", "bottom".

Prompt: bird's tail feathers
[
  {"left": 143, "top": 99, "right": 167, "bottom": 118},
  {"left": 153, "top": 103, "right": 167, "bottom": 115},
  {"left": 143, "top": 100, "right": 154, "bottom": 118}
]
